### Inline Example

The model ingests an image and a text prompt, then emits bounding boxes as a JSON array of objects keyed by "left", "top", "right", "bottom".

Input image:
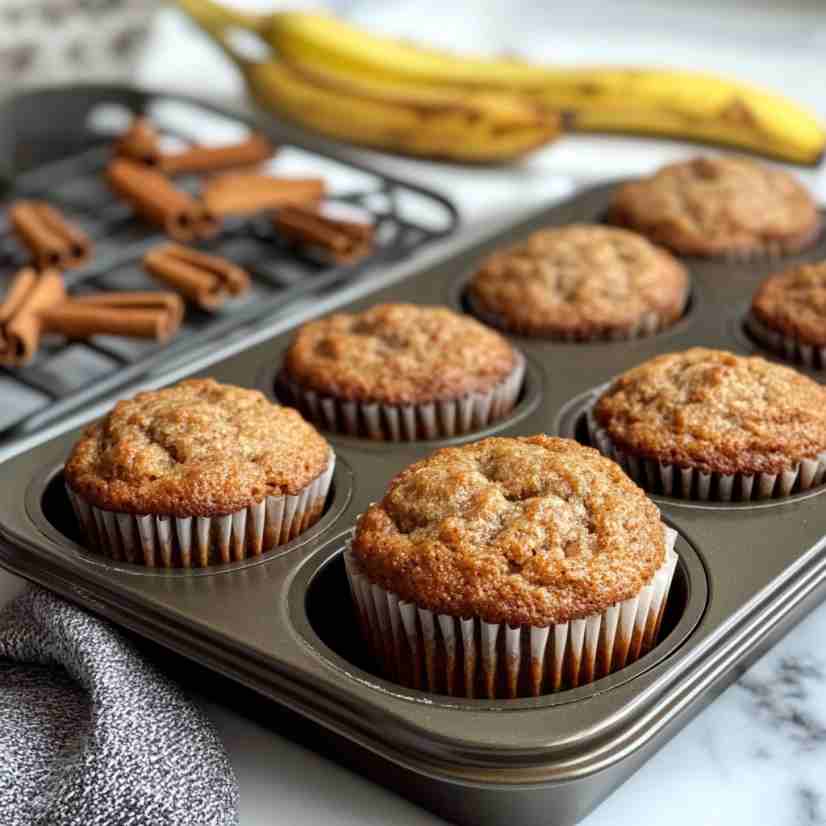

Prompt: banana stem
[
  {"left": 174, "top": 0, "right": 270, "bottom": 69},
  {"left": 174, "top": 0, "right": 264, "bottom": 34}
]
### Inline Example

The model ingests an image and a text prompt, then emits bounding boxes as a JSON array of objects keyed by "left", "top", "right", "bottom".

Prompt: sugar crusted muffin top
[
  {"left": 283, "top": 302, "right": 518, "bottom": 405},
  {"left": 610, "top": 156, "right": 819, "bottom": 256},
  {"left": 469, "top": 224, "right": 688, "bottom": 338},
  {"left": 352, "top": 435, "right": 666, "bottom": 626},
  {"left": 752, "top": 261, "right": 826, "bottom": 347},
  {"left": 594, "top": 347, "right": 826, "bottom": 475},
  {"left": 65, "top": 379, "right": 332, "bottom": 517}
]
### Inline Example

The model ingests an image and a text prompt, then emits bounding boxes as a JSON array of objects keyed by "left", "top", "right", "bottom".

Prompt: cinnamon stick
[
  {"left": 143, "top": 244, "right": 250, "bottom": 311},
  {"left": 202, "top": 173, "right": 325, "bottom": 217},
  {"left": 107, "top": 159, "right": 219, "bottom": 242},
  {"left": 9, "top": 201, "right": 92, "bottom": 270},
  {"left": 273, "top": 205, "right": 375, "bottom": 264},
  {"left": 0, "top": 268, "right": 66, "bottom": 366},
  {"left": 42, "top": 291, "right": 183, "bottom": 342},
  {"left": 161, "top": 134, "right": 275, "bottom": 175},
  {"left": 0, "top": 267, "right": 37, "bottom": 325},
  {"left": 115, "top": 117, "right": 162, "bottom": 166}
]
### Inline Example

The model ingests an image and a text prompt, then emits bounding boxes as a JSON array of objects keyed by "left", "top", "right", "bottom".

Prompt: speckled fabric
[{"left": 0, "top": 587, "right": 239, "bottom": 826}]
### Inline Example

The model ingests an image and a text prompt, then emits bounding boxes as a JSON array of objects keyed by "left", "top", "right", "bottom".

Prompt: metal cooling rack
[{"left": 0, "top": 86, "right": 458, "bottom": 449}]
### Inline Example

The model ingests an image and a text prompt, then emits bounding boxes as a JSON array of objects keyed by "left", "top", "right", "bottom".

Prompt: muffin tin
[{"left": 1, "top": 183, "right": 826, "bottom": 825}]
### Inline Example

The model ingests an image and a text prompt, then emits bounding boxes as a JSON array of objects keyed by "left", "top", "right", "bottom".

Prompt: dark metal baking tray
[
  {"left": 1, "top": 184, "right": 826, "bottom": 825},
  {"left": 0, "top": 84, "right": 458, "bottom": 449}
]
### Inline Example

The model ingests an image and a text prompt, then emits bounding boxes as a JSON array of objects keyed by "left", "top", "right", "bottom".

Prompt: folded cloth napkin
[{"left": 0, "top": 587, "right": 239, "bottom": 826}]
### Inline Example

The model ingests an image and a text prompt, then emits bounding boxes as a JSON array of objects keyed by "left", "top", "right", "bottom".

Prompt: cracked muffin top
[
  {"left": 283, "top": 302, "right": 518, "bottom": 405},
  {"left": 469, "top": 224, "right": 688, "bottom": 338},
  {"left": 593, "top": 348, "right": 826, "bottom": 475},
  {"left": 351, "top": 435, "right": 666, "bottom": 626},
  {"left": 610, "top": 156, "right": 819, "bottom": 257},
  {"left": 65, "top": 379, "right": 331, "bottom": 516},
  {"left": 751, "top": 261, "right": 826, "bottom": 347}
]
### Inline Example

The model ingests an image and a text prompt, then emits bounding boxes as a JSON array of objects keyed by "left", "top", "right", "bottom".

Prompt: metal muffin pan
[{"left": 2, "top": 184, "right": 826, "bottom": 825}]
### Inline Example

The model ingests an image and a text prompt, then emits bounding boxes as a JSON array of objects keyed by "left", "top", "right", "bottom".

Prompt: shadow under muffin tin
[{"left": 2, "top": 182, "right": 826, "bottom": 826}]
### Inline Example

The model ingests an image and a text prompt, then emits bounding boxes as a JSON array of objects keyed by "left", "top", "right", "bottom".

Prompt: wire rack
[{"left": 0, "top": 86, "right": 459, "bottom": 448}]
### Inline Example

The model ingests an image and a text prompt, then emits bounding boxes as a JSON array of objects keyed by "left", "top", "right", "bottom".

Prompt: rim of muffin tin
[
  {"left": 258, "top": 349, "right": 544, "bottom": 449},
  {"left": 446, "top": 265, "right": 699, "bottom": 345},
  {"left": 556, "top": 384, "right": 826, "bottom": 510},
  {"left": 25, "top": 458, "right": 354, "bottom": 577},
  {"left": 289, "top": 526, "right": 708, "bottom": 710}
]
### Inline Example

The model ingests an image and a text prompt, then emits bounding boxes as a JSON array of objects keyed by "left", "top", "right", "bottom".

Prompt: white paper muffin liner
[
  {"left": 586, "top": 404, "right": 826, "bottom": 501},
  {"left": 280, "top": 353, "right": 525, "bottom": 441},
  {"left": 745, "top": 310, "right": 826, "bottom": 370},
  {"left": 344, "top": 526, "right": 678, "bottom": 699},
  {"left": 466, "top": 288, "right": 689, "bottom": 342},
  {"left": 66, "top": 452, "right": 335, "bottom": 568},
  {"left": 719, "top": 219, "right": 823, "bottom": 262}
]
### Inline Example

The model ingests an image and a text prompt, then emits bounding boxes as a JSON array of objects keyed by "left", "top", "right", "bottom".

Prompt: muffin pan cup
[
  {"left": 344, "top": 531, "right": 678, "bottom": 700},
  {"left": 1, "top": 183, "right": 826, "bottom": 826},
  {"left": 65, "top": 452, "right": 335, "bottom": 568},
  {"left": 278, "top": 352, "right": 526, "bottom": 441}
]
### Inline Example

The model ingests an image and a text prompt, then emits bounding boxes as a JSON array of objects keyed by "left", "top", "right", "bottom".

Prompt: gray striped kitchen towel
[{"left": 0, "top": 587, "right": 239, "bottom": 826}]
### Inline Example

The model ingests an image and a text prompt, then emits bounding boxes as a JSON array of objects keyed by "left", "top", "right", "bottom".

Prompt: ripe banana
[
  {"left": 176, "top": 0, "right": 559, "bottom": 163},
  {"left": 244, "top": 60, "right": 558, "bottom": 163},
  {"left": 178, "top": 0, "right": 826, "bottom": 165},
  {"left": 265, "top": 10, "right": 826, "bottom": 165}
]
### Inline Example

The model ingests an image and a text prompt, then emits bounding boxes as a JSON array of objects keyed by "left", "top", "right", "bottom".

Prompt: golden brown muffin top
[
  {"left": 469, "top": 225, "right": 689, "bottom": 338},
  {"left": 610, "top": 156, "right": 819, "bottom": 256},
  {"left": 283, "top": 303, "right": 517, "bottom": 405},
  {"left": 65, "top": 379, "right": 331, "bottom": 517},
  {"left": 352, "top": 435, "right": 666, "bottom": 626},
  {"left": 594, "top": 348, "right": 826, "bottom": 475},
  {"left": 752, "top": 261, "right": 826, "bottom": 347}
]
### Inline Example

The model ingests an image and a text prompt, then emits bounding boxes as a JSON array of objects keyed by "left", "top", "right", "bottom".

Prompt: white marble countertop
[{"left": 5, "top": 2, "right": 826, "bottom": 824}]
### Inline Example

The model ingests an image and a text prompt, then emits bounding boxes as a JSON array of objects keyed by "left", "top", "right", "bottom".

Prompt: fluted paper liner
[
  {"left": 280, "top": 353, "right": 525, "bottom": 441},
  {"left": 745, "top": 310, "right": 826, "bottom": 371},
  {"left": 467, "top": 288, "right": 689, "bottom": 342},
  {"left": 587, "top": 405, "right": 826, "bottom": 501},
  {"left": 720, "top": 220, "right": 822, "bottom": 262},
  {"left": 66, "top": 452, "right": 335, "bottom": 568},
  {"left": 344, "top": 526, "right": 678, "bottom": 699}
]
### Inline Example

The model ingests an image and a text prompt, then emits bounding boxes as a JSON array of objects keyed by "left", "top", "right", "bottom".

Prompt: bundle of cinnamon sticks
[
  {"left": 0, "top": 268, "right": 65, "bottom": 365},
  {"left": 115, "top": 117, "right": 276, "bottom": 175},
  {"left": 273, "top": 205, "right": 375, "bottom": 264},
  {"left": 9, "top": 201, "right": 92, "bottom": 270},
  {"left": 144, "top": 244, "right": 250, "bottom": 312},
  {"left": 0, "top": 115, "right": 380, "bottom": 368}
]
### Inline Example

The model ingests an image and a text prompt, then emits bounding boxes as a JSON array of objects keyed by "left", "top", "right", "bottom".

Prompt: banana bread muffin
[
  {"left": 346, "top": 435, "right": 678, "bottom": 698},
  {"left": 468, "top": 224, "right": 689, "bottom": 339},
  {"left": 609, "top": 156, "right": 820, "bottom": 257},
  {"left": 65, "top": 378, "right": 334, "bottom": 568},
  {"left": 590, "top": 347, "right": 826, "bottom": 500},
  {"left": 281, "top": 303, "right": 524, "bottom": 440},
  {"left": 748, "top": 260, "right": 826, "bottom": 368}
]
